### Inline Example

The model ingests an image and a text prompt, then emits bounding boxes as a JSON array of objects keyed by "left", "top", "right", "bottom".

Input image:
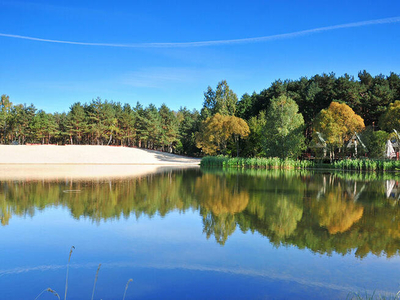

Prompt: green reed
[
  {"left": 334, "top": 158, "right": 400, "bottom": 172},
  {"left": 201, "top": 156, "right": 312, "bottom": 170},
  {"left": 201, "top": 156, "right": 400, "bottom": 172},
  {"left": 64, "top": 246, "right": 75, "bottom": 300}
]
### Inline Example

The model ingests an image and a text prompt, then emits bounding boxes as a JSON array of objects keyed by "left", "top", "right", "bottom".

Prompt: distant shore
[{"left": 0, "top": 145, "right": 200, "bottom": 180}]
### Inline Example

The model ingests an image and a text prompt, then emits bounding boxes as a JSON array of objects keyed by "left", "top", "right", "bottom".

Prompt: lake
[{"left": 1, "top": 167, "right": 400, "bottom": 299}]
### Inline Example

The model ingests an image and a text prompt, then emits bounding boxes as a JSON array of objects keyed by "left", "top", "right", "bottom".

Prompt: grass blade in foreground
[
  {"left": 91, "top": 263, "right": 101, "bottom": 300},
  {"left": 123, "top": 279, "right": 133, "bottom": 300},
  {"left": 35, "top": 288, "right": 61, "bottom": 300},
  {"left": 64, "top": 246, "right": 75, "bottom": 300}
]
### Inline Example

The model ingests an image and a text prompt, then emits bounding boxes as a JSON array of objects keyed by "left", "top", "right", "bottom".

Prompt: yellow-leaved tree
[
  {"left": 379, "top": 100, "right": 400, "bottom": 132},
  {"left": 313, "top": 102, "right": 365, "bottom": 160},
  {"left": 196, "top": 113, "right": 250, "bottom": 156}
]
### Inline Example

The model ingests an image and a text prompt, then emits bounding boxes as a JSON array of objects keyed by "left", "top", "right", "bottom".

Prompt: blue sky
[{"left": 0, "top": 0, "right": 399, "bottom": 113}]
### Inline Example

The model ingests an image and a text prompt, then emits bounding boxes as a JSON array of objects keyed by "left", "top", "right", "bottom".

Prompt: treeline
[
  {"left": 1, "top": 70, "right": 399, "bottom": 157},
  {"left": 0, "top": 97, "right": 200, "bottom": 155}
]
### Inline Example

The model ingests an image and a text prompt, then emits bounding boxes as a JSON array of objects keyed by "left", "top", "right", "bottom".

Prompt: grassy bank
[
  {"left": 201, "top": 166, "right": 400, "bottom": 181},
  {"left": 200, "top": 156, "right": 312, "bottom": 169},
  {"left": 200, "top": 156, "right": 400, "bottom": 172},
  {"left": 332, "top": 159, "right": 400, "bottom": 171}
]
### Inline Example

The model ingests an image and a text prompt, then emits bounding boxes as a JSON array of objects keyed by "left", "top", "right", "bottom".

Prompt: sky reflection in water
[{"left": 1, "top": 167, "right": 400, "bottom": 299}]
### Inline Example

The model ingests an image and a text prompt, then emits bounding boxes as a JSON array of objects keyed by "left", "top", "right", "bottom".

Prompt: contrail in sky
[{"left": 0, "top": 16, "right": 399, "bottom": 48}]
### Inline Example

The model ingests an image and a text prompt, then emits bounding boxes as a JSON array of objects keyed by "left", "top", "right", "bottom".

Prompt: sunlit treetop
[{"left": 313, "top": 101, "right": 365, "bottom": 147}]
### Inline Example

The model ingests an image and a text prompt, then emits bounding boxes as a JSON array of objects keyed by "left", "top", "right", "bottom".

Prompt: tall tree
[
  {"left": 379, "top": 100, "right": 400, "bottom": 132},
  {"left": 53, "top": 112, "right": 68, "bottom": 145},
  {"left": 201, "top": 80, "right": 237, "bottom": 119},
  {"left": 359, "top": 73, "right": 395, "bottom": 125},
  {"left": 263, "top": 95, "right": 306, "bottom": 159},
  {"left": 196, "top": 113, "right": 249, "bottom": 156},
  {"left": 313, "top": 102, "right": 365, "bottom": 160},
  {"left": 242, "top": 111, "right": 267, "bottom": 157},
  {"left": 360, "top": 127, "right": 389, "bottom": 159},
  {"left": 176, "top": 107, "right": 200, "bottom": 156},
  {"left": 66, "top": 102, "right": 87, "bottom": 144},
  {"left": 0, "top": 95, "right": 12, "bottom": 143},
  {"left": 86, "top": 98, "right": 106, "bottom": 145},
  {"left": 30, "top": 110, "right": 49, "bottom": 144},
  {"left": 235, "top": 93, "right": 254, "bottom": 120},
  {"left": 118, "top": 103, "right": 136, "bottom": 146},
  {"left": 159, "top": 104, "right": 179, "bottom": 152},
  {"left": 144, "top": 104, "right": 162, "bottom": 149}
]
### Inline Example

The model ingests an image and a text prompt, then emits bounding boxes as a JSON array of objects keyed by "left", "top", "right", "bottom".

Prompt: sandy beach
[
  {"left": 0, "top": 145, "right": 201, "bottom": 165},
  {"left": 0, "top": 145, "right": 200, "bottom": 180}
]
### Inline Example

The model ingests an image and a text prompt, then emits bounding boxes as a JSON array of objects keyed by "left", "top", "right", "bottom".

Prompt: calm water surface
[{"left": 1, "top": 167, "right": 400, "bottom": 299}]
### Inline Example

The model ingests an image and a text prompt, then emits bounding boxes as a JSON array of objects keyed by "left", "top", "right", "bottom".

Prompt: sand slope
[{"left": 0, "top": 145, "right": 201, "bottom": 165}]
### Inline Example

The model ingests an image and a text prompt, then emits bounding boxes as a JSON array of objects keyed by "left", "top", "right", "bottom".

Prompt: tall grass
[
  {"left": 334, "top": 158, "right": 400, "bottom": 172},
  {"left": 64, "top": 246, "right": 75, "bottom": 300},
  {"left": 35, "top": 288, "right": 61, "bottom": 300},
  {"left": 201, "top": 156, "right": 400, "bottom": 172},
  {"left": 35, "top": 247, "right": 134, "bottom": 300},
  {"left": 200, "top": 156, "right": 312, "bottom": 170},
  {"left": 347, "top": 290, "right": 400, "bottom": 300},
  {"left": 123, "top": 279, "right": 134, "bottom": 300},
  {"left": 91, "top": 263, "right": 101, "bottom": 300}
]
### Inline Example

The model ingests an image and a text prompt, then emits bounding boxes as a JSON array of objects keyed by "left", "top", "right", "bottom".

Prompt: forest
[{"left": 1, "top": 70, "right": 400, "bottom": 159}]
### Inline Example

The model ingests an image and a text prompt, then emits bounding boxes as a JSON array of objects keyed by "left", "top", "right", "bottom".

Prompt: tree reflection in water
[{"left": 1, "top": 169, "right": 400, "bottom": 258}]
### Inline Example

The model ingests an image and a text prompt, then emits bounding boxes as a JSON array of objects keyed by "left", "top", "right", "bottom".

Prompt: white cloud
[{"left": 0, "top": 16, "right": 399, "bottom": 48}]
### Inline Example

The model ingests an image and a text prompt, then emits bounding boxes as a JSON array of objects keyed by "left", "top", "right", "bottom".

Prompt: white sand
[
  {"left": 0, "top": 145, "right": 200, "bottom": 164},
  {"left": 0, "top": 145, "right": 200, "bottom": 180}
]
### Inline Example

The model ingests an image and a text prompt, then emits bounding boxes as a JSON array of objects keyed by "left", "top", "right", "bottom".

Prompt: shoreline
[
  {"left": 0, "top": 164, "right": 199, "bottom": 180},
  {"left": 0, "top": 145, "right": 200, "bottom": 180},
  {"left": 0, "top": 145, "right": 201, "bottom": 165}
]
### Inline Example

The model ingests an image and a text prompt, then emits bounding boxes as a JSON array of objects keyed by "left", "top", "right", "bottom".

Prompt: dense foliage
[
  {"left": 263, "top": 95, "right": 306, "bottom": 159},
  {"left": 313, "top": 101, "right": 365, "bottom": 160},
  {"left": 1, "top": 70, "right": 399, "bottom": 158}
]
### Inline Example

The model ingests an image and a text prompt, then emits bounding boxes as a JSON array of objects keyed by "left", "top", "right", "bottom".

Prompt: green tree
[
  {"left": 176, "top": 107, "right": 200, "bottom": 156},
  {"left": 30, "top": 110, "right": 49, "bottom": 144},
  {"left": 0, "top": 95, "right": 12, "bottom": 143},
  {"left": 8, "top": 104, "right": 25, "bottom": 144},
  {"left": 236, "top": 93, "right": 254, "bottom": 120},
  {"left": 44, "top": 113, "right": 58, "bottom": 144},
  {"left": 334, "top": 74, "right": 363, "bottom": 115},
  {"left": 360, "top": 127, "right": 389, "bottom": 159},
  {"left": 101, "top": 101, "right": 118, "bottom": 145},
  {"left": 251, "top": 80, "right": 287, "bottom": 116},
  {"left": 84, "top": 98, "right": 117, "bottom": 145},
  {"left": 144, "top": 104, "right": 162, "bottom": 149},
  {"left": 118, "top": 103, "right": 136, "bottom": 146},
  {"left": 263, "top": 95, "right": 306, "bottom": 159},
  {"left": 53, "top": 112, "right": 68, "bottom": 144},
  {"left": 159, "top": 104, "right": 179, "bottom": 152},
  {"left": 86, "top": 98, "right": 107, "bottom": 145},
  {"left": 21, "top": 104, "right": 37, "bottom": 144},
  {"left": 359, "top": 73, "right": 395, "bottom": 125},
  {"left": 201, "top": 80, "right": 237, "bottom": 119},
  {"left": 242, "top": 111, "right": 267, "bottom": 157},
  {"left": 66, "top": 102, "right": 87, "bottom": 144}
]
